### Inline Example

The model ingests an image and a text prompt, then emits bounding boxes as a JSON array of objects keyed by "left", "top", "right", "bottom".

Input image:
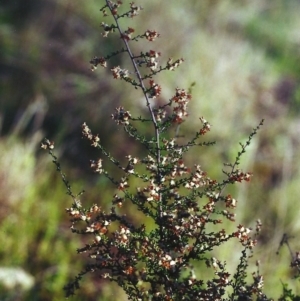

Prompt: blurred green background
[{"left": 1, "top": 0, "right": 300, "bottom": 300}]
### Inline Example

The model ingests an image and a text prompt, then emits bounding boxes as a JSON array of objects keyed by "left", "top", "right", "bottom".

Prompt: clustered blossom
[
  {"left": 171, "top": 88, "right": 191, "bottom": 123},
  {"left": 90, "top": 56, "right": 107, "bottom": 71},
  {"left": 86, "top": 220, "right": 109, "bottom": 235},
  {"left": 252, "top": 273, "right": 264, "bottom": 290},
  {"left": 118, "top": 177, "right": 129, "bottom": 190},
  {"left": 65, "top": 201, "right": 103, "bottom": 226},
  {"left": 154, "top": 108, "right": 166, "bottom": 122},
  {"left": 124, "top": 155, "right": 139, "bottom": 174},
  {"left": 111, "top": 66, "right": 129, "bottom": 79},
  {"left": 163, "top": 138, "right": 176, "bottom": 150},
  {"left": 136, "top": 50, "right": 162, "bottom": 71},
  {"left": 137, "top": 180, "right": 160, "bottom": 202},
  {"left": 101, "top": 22, "right": 116, "bottom": 37},
  {"left": 142, "top": 155, "right": 157, "bottom": 173},
  {"left": 40, "top": 139, "right": 54, "bottom": 150},
  {"left": 148, "top": 80, "right": 161, "bottom": 98},
  {"left": 90, "top": 159, "right": 103, "bottom": 174},
  {"left": 106, "top": 0, "right": 123, "bottom": 15},
  {"left": 82, "top": 122, "right": 100, "bottom": 147},
  {"left": 222, "top": 210, "right": 236, "bottom": 222},
  {"left": 199, "top": 117, "right": 211, "bottom": 135},
  {"left": 166, "top": 57, "right": 184, "bottom": 71},
  {"left": 161, "top": 140, "right": 184, "bottom": 163},
  {"left": 214, "top": 271, "right": 231, "bottom": 286},
  {"left": 111, "top": 106, "right": 132, "bottom": 125},
  {"left": 121, "top": 27, "right": 135, "bottom": 40},
  {"left": 235, "top": 224, "right": 257, "bottom": 248},
  {"left": 101, "top": 2, "right": 142, "bottom": 22},
  {"left": 128, "top": 2, "right": 143, "bottom": 17},
  {"left": 145, "top": 29, "right": 160, "bottom": 41},
  {"left": 112, "top": 194, "right": 125, "bottom": 208},
  {"left": 229, "top": 170, "right": 252, "bottom": 183},
  {"left": 144, "top": 50, "right": 161, "bottom": 71},
  {"left": 114, "top": 226, "right": 131, "bottom": 247},
  {"left": 170, "top": 159, "right": 189, "bottom": 177},
  {"left": 225, "top": 194, "right": 237, "bottom": 208},
  {"left": 158, "top": 253, "right": 177, "bottom": 270},
  {"left": 65, "top": 203, "right": 83, "bottom": 221},
  {"left": 203, "top": 198, "right": 216, "bottom": 213},
  {"left": 184, "top": 165, "right": 208, "bottom": 189},
  {"left": 162, "top": 210, "right": 205, "bottom": 241}
]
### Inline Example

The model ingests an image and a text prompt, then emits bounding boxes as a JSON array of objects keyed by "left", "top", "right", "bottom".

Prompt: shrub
[{"left": 42, "top": 1, "right": 300, "bottom": 300}]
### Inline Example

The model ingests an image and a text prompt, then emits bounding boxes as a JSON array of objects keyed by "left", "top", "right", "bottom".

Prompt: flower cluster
[
  {"left": 145, "top": 29, "right": 160, "bottom": 41},
  {"left": 102, "top": 0, "right": 122, "bottom": 16},
  {"left": 171, "top": 88, "right": 192, "bottom": 123},
  {"left": 101, "top": 22, "right": 116, "bottom": 37},
  {"left": 111, "top": 106, "right": 131, "bottom": 125},
  {"left": 184, "top": 164, "right": 208, "bottom": 189},
  {"left": 158, "top": 253, "right": 177, "bottom": 270},
  {"left": 136, "top": 50, "right": 161, "bottom": 71},
  {"left": 90, "top": 159, "right": 103, "bottom": 174},
  {"left": 111, "top": 66, "right": 129, "bottom": 79},
  {"left": 114, "top": 225, "right": 131, "bottom": 247},
  {"left": 229, "top": 170, "right": 252, "bottom": 183},
  {"left": 148, "top": 80, "right": 161, "bottom": 98},
  {"left": 40, "top": 138, "right": 54, "bottom": 150},
  {"left": 124, "top": 155, "right": 139, "bottom": 174},
  {"left": 166, "top": 57, "right": 184, "bottom": 71},
  {"left": 121, "top": 27, "right": 134, "bottom": 40},
  {"left": 199, "top": 116, "right": 211, "bottom": 135},
  {"left": 90, "top": 56, "right": 107, "bottom": 70},
  {"left": 82, "top": 122, "right": 100, "bottom": 147},
  {"left": 137, "top": 180, "right": 160, "bottom": 202},
  {"left": 235, "top": 224, "right": 257, "bottom": 249},
  {"left": 128, "top": 2, "right": 142, "bottom": 17},
  {"left": 225, "top": 194, "right": 237, "bottom": 208}
]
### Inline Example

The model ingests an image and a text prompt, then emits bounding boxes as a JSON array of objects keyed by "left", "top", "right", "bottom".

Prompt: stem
[{"left": 106, "top": 1, "right": 164, "bottom": 234}]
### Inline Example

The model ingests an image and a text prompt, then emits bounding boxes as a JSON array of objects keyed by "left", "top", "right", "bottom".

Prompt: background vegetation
[{"left": 1, "top": 0, "right": 300, "bottom": 300}]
